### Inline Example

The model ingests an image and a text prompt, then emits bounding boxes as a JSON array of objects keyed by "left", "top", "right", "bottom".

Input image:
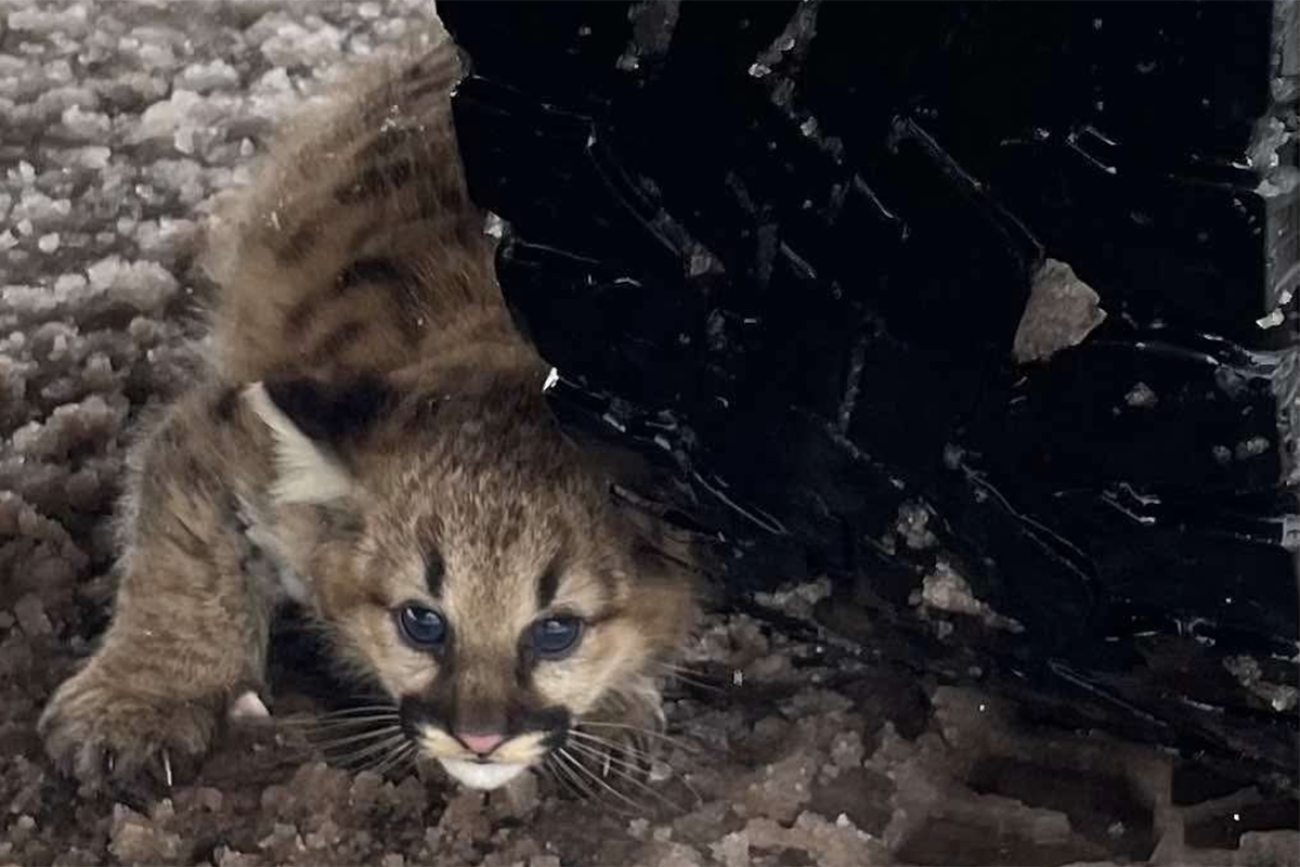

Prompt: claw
[
  {"left": 162, "top": 749, "right": 173, "bottom": 788},
  {"left": 105, "top": 750, "right": 115, "bottom": 775},
  {"left": 228, "top": 690, "right": 270, "bottom": 722}
]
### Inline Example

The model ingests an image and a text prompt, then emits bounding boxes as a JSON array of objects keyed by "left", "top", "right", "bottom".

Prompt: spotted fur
[{"left": 39, "top": 28, "right": 697, "bottom": 794}]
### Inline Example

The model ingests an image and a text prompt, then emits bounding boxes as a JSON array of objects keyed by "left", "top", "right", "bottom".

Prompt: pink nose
[{"left": 459, "top": 732, "right": 505, "bottom": 755}]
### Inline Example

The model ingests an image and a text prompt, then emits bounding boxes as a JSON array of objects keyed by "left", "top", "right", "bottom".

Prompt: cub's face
[
  {"left": 327, "top": 471, "right": 674, "bottom": 790},
  {"left": 249, "top": 377, "right": 694, "bottom": 790}
]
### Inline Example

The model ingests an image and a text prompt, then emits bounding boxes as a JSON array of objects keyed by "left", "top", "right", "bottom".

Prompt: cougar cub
[{"left": 39, "top": 33, "right": 696, "bottom": 792}]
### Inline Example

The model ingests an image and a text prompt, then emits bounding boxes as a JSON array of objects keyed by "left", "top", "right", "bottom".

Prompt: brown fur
[{"left": 39, "top": 29, "right": 697, "bottom": 793}]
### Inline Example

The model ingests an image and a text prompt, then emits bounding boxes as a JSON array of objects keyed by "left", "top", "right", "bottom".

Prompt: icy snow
[{"left": 0, "top": 3, "right": 1286, "bottom": 867}]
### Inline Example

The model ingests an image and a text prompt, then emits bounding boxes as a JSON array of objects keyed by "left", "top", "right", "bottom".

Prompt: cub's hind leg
[{"left": 38, "top": 386, "right": 278, "bottom": 789}]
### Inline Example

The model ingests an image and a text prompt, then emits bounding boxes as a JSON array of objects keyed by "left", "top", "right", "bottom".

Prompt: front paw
[{"left": 38, "top": 662, "right": 221, "bottom": 790}]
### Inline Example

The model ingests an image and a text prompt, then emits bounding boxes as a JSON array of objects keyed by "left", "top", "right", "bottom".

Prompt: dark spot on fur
[
  {"left": 425, "top": 553, "right": 445, "bottom": 597},
  {"left": 357, "top": 126, "right": 419, "bottom": 162},
  {"left": 386, "top": 280, "right": 427, "bottom": 346},
  {"left": 402, "top": 395, "right": 444, "bottom": 435},
  {"left": 182, "top": 454, "right": 207, "bottom": 482},
  {"left": 401, "top": 61, "right": 428, "bottom": 82},
  {"left": 320, "top": 507, "right": 364, "bottom": 537},
  {"left": 407, "top": 75, "right": 453, "bottom": 102},
  {"left": 262, "top": 375, "right": 395, "bottom": 446},
  {"left": 413, "top": 171, "right": 472, "bottom": 225},
  {"left": 211, "top": 386, "right": 239, "bottom": 422},
  {"left": 276, "top": 219, "right": 321, "bottom": 265},
  {"left": 537, "top": 566, "right": 561, "bottom": 611},
  {"left": 167, "top": 514, "right": 212, "bottom": 563},
  {"left": 283, "top": 296, "right": 319, "bottom": 334},
  {"left": 336, "top": 257, "right": 407, "bottom": 293},
  {"left": 306, "top": 320, "right": 367, "bottom": 367},
  {"left": 401, "top": 52, "right": 458, "bottom": 86},
  {"left": 335, "top": 160, "right": 416, "bottom": 204}
]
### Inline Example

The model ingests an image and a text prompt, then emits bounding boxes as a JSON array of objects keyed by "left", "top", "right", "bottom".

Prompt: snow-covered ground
[{"left": 1, "top": 2, "right": 1296, "bottom": 865}]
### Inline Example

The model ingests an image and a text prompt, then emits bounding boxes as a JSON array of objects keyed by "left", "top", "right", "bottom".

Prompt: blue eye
[
  {"left": 531, "top": 616, "right": 583, "bottom": 658},
  {"left": 397, "top": 604, "right": 446, "bottom": 648}
]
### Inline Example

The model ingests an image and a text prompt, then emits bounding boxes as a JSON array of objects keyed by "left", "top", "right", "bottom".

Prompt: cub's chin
[{"left": 438, "top": 758, "right": 531, "bottom": 790}]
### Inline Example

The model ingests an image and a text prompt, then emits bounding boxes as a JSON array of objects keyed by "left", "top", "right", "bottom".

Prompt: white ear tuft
[{"left": 243, "top": 382, "right": 354, "bottom": 505}]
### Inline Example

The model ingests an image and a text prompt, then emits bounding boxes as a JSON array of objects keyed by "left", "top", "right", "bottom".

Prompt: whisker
[
  {"left": 316, "top": 705, "right": 402, "bottom": 719},
  {"left": 651, "top": 662, "right": 726, "bottom": 693},
  {"left": 308, "top": 711, "right": 402, "bottom": 724},
  {"left": 556, "top": 749, "right": 629, "bottom": 812},
  {"left": 557, "top": 747, "right": 646, "bottom": 815},
  {"left": 303, "top": 725, "right": 403, "bottom": 745},
  {"left": 563, "top": 741, "right": 685, "bottom": 813},
  {"left": 310, "top": 725, "right": 404, "bottom": 749},
  {"left": 652, "top": 660, "right": 714, "bottom": 675},
  {"left": 566, "top": 730, "right": 655, "bottom": 764},
  {"left": 307, "top": 710, "right": 401, "bottom": 721},
  {"left": 563, "top": 737, "right": 647, "bottom": 777},
  {"left": 565, "top": 740, "right": 653, "bottom": 784},
  {"left": 544, "top": 756, "right": 591, "bottom": 801},
  {"left": 277, "top": 714, "right": 402, "bottom": 731},
  {"left": 369, "top": 741, "right": 416, "bottom": 778},
  {"left": 547, "top": 753, "right": 595, "bottom": 802},
  {"left": 663, "top": 678, "right": 723, "bottom": 695},
  {"left": 328, "top": 732, "right": 408, "bottom": 769},
  {"left": 576, "top": 722, "right": 700, "bottom": 754},
  {"left": 571, "top": 730, "right": 703, "bottom": 804}
]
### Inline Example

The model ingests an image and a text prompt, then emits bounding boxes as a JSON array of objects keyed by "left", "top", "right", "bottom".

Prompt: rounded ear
[{"left": 243, "top": 376, "right": 397, "bottom": 505}]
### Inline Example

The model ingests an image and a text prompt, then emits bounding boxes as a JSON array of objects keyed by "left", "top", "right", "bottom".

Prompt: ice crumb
[
  {"left": 737, "top": 753, "right": 814, "bottom": 823},
  {"left": 260, "top": 20, "right": 344, "bottom": 68},
  {"left": 13, "top": 594, "right": 52, "bottom": 637},
  {"left": 710, "top": 831, "right": 750, "bottom": 867},
  {"left": 109, "top": 804, "right": 184, "bottom": 864},
  {"left": 135, "top": 217, "right": 198, "bottom": 261},
  {"left": 1237, "top": 830, "right": 1300, "bottom": 865},
  {"left": 1256, "top": 309, "right": 1285, "bottom": 329},
  {"left": 176, "top": 58, "right": 240, "bottom": 92},
  {"left": 37, "top": 233, "right": 60, "bottom": 253},
  {"left": 86, "top": 256, "right": 179, "bottom": 312},
  {"left": 11, "top": 394, "right": 126, "bottom": 459},
  {"left": 12, "top": 190, "right": 73, "bottom": 224},
  {"left": 895, "top": 500, "right": 937, "bottom": 549},
  {"left": 1224, "top": 655, "right": 1298, "bottom": 712},
  {"left": 59, "top": 104, "right": 113, "bottom": 140},
  {"left": 71, "top": 145, "right": 112, "bottom": 169},
  {"left": 130, "top": 89, "right": 234, "bottom": 155},
  {"left": 1013, "top": 258, "right": 1107, "bottom": 363},
  {"left": 753, "top": 577, "right": 832, "bottom": 621},
  {"left": 911, "top": 562, "right": 1024, "bottom": 633},
  {"left": 1234, "top": 436, "right": 1270, "bottom": 460},
  {"left": 1124, "top": 381, "right": 1158, "bottom": 408},
  {"left": 745, "top": 812, "right": 884, "bottom": 866},
  {"left": 1256, "top": 167, "right": 1300, "bottom": 198},
  {"left": 7, "top": 6, "right": 90, "bottom": 36}
]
